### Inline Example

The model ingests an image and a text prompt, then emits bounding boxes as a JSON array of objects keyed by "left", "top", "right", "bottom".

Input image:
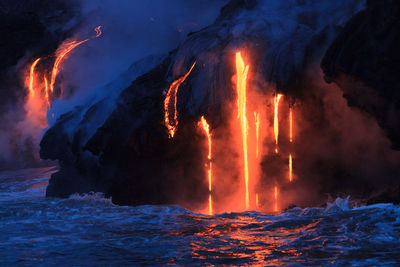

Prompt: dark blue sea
[{"left": 1, "top": 167, "right": 399, "bottom": 266}]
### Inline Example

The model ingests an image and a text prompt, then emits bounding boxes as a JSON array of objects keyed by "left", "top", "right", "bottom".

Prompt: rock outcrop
[
  {"left": 322, "top": 0, "right": 400, "bottom": 149},
  {"left": 41, "top": 0, "right": 400, "bottom": 208}
]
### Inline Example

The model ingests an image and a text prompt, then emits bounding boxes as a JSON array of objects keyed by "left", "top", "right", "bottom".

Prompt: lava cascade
[
  {"left": 273, "top": 94, "right": 283, "bottom": 154},
  {"left": 199, "top": 116, "right": 213, "bottom": 215},
  {"left": 25, "top": 26, "right": 103, "bottom": 129},
  {"left": 254, "top": 112, "right": 260, "bottom": 158},
  {"left": 235, "top": 52, "right": 250, "bottom": 209},
  {"left": 164, "top": 62, "right": 196, "bottom": 138}
]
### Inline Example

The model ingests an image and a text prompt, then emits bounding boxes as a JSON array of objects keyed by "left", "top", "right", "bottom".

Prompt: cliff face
[
  {"left": 322, "top": 0, "right": 400, "bottom": 149},
  {"left": 40, "top": 0, "right": 400, "bottom": 208}
]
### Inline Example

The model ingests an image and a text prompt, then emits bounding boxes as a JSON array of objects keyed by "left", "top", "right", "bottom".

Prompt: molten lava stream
[
  {"left": 255, "top": 193, "right": 259, "bottom": 208},
  {"left": 289, "top": 106, "right": 293, "bottom": 182},
  {"left": 274, "top": 186, "right": 278, "bottom": 212},
  {"left": 44, "top": 75, "right": 50, "bottom": 107},
  {"left": 289, "top": 106, "right": 293, "bottom": 143},
  {"left": 289, "top": 154, "right": 293, "bottom": 182},
  {"left": 164, "top": 62, "right": 196, "bottom": 138},
  {"left": 254, "top": 112, "right": 260, "bottom": 158},
  {"left": 236, "top": 52, "right": 250, "bottom": 210},
  {"left": 199, "top": 116, "right": 212, "bottom": 215},
  {"left": 50, "top": 39, "right": 89, "bottom": 95},
  {"left": 50, "top": 26, "right": 103, "bottom": 96},
  {"left": 273, "top": 94, "right": 283, "bottom": 154},
  {"left": 29, "top": 58, "right": 41, "bottom": 97}
]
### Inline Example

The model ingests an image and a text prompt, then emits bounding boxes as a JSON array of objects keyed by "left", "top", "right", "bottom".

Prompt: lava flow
[
  {"left": 50, "top": 39, "right": 88, "bottom": 95},
  {"left": 199, "top": 116, "right": 213, "bottom": 215},
  {"left": 289, "top": 106, "right": 293, "bottom": 143},
  {"left": 28, "top": 58, "right": 41, "bottom": 97},
  {"left": 254, "top": 112, "right": 260, "bottom": 158},
  {"left": 25, "top": 26, "right": 103, "bottom": 124},
  {"left": 164, "top": 62, "right": 196, "bottom": 138},
  {"left": 274, "top": 186, "right": 278, "bottom": 212},
  {"left": 255, "top": 193, "right": 259, "bottom": 208},
  {"left": 50, "top": 26, "right": 103, "bottom": 96},
  {"left": 273, "top": 94, "right": 283, "bottom": 154},
  {"left": 289, "top": 106, "right": 293, "bottom": 182},
  {"left": 236, "top": 52, "right": 250, "bottom": 209},
  {"left": 44, "top": 76, "right": 50, "bottom": 107},
  {"left": 289, "top": 154, "right": 293, "bottom": 182}
]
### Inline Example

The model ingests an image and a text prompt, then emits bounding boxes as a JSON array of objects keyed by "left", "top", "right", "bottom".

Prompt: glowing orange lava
[
  {"left": 23, "top": 26, "right": 103, "bottom": 142},
  {"left": 44, "top": 75, "right": 50, "bottom": 107},
  {"left": 50, "top": 26, "right": 103, "bottom": 95},
  {"left": 254, "top": 112, "right": 260, "bottom": 158},
  {"left": 274, "top": 186, "right": 278, "bottom": 212},
  {"left": 289, "top": 106, "right": 293, "bottom": 143},
  {"left": 28, "top": 58, "right": 41, "bottom": 97},
  {"left": 273, "top": 94, "right": 283, "bottom": 154},
  {"left": 255, "top": 193, "right": 259, "bottom": 208},
  {"left": 289, "top": 154, "right": 293, "bottom": 182},
  {"left": 289, "top": 106, "right": 294, "bottom": 182},
  {"left": 164, "top": 62, "right": 196, "bottom": 138},
  {"left": 236, "top": 52, "right": 250, "bottom": 209},
  {"left": 94, "top": 26, "right": 102, "bottom": 38},
  {"left": 199, "top": 116, "right": 212, "bottom": 215},
  {"left": 50, "top": 39, "right": 89, "bottom": 94}
]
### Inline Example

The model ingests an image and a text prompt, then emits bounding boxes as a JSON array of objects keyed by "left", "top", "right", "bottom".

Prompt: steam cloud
[{"left": 0, "top": 0, "right": 229, "bottom": 169}]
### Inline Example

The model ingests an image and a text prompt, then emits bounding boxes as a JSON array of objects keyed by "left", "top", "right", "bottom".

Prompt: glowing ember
[
  {"left": 236, "top": 52, "right": 250, "bottom": 209},
  {"left": 164, "top": 62, "right": 196, "bottom": 138},
  {"left": 254, "top": 112, "right": 260, "bottom": 158},
  {"left": 199, "top": 116, "right": 212, "bottom": 215},
  {"left": 289, "top": 154, "right": 293, "bottom": 182},
  {"left": 28, "top": 58, "right": 41, "bottom": 97},
  {"left": 274, "top": 186, "right": 278, "bottom": 212},
  {"left": 273, "top": 94, "right": 283, "bottom": 154}
]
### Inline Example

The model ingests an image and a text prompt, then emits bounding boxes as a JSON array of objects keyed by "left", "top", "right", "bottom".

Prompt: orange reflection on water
[{"left": 168, "top": 214, "right": 319, "bottom": 265}]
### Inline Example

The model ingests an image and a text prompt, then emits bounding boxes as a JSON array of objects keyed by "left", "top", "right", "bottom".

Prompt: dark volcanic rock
[
  {"left": 41, "top": 58, "right": 209, "bottom": 208},
  {"left": 322, "top": 0, "right": 400, "bottom": 149},
  {"left": 322, "top": 0, "right": 400, "bottom": 205},
  {"left": 43, "top": 0, "right": 400, "bottom": 208}
]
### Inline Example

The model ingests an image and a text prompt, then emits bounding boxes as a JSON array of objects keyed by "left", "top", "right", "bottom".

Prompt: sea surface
[{"left": 0, "top": 167, "right": 399, "bottom": 266}]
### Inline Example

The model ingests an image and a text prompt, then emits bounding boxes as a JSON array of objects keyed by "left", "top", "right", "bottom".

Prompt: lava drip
[
  {"left": 164, "top": 62, "right": 196, "bottom": 138},
  {"left": 44, "top": 75, "right": 50, "bottom": 107},
  {"left": 254, "top": 112, "right": 260, "bottom": 158},
  {"left": 289, "top": 106, "right": 293, "bottom": 143},
  {"left": 25, "top": 57, "right": 47, "bottom": 128},
  {"left": 235, "top": 52, "right": 250, "bottom": 209},
  {"left": 255, "top": 193, "right": 259, "bottom": 208},
  {"left": 289, "top": 154, "right": 293, "bottom": 182},
  {"left": 28, "top": 58, "right": 41, "bottom": 97},
  {"left": 289, "top": 106, "right": 293, "bottom": 182},
  {"left": 274, "top": 186, "right": 278, "bottom": 212},
  {"left": 199, "top": 116, "right": 213, "bottom": 215},
  {"left": 273, "top": 94, "right": 283, "bottom": 154}
]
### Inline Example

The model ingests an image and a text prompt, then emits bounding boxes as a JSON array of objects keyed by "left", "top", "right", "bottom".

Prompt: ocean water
[{"left": 1, "top": 167, "right": 399, "bottom": 266}]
